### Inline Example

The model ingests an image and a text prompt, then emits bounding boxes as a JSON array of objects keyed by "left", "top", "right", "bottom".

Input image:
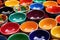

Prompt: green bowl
[
  {"left": 9, "top": 13, "right": 26, "bottom": 24},
  {"left": 7, "top": 33, "right": 29, "bottom": 40}
]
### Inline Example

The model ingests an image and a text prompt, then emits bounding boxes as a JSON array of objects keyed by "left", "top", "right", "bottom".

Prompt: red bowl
[{"left": 0, "top": 22, "right": 20, "bottom": 35}]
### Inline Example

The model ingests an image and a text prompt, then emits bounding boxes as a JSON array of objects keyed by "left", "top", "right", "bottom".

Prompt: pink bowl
[{"left": 0, "top": 22, "right": 19, "bottom": 35}]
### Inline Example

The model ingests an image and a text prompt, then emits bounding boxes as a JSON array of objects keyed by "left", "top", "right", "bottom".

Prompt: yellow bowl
[
  {"left": 5, "top": 1, "right": 19, "bottom": 7},
  {"left": 39, "top": 18, "right": 57, "bottom": 30},
  {"left": 51, "top": 26, "right": 60, "bottom": 38},
  {"left": 43, "top": 1, "right": 58, "bottom": 7}
]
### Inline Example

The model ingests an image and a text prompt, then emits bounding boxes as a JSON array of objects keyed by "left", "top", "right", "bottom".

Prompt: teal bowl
[{"left": 9, "top": 13, "right": 26, "bottom": 24}]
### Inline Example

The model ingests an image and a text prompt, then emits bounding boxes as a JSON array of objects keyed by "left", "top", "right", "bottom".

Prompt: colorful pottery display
[
  {"left": 0, "top": 22, "right": 19, "bottom": 35},
  {"left": 20, "top": 21, "right": 38, "bottom": 32},
  {"left": 0, "top": 0, "right": 59, "bottom": 40},
  {"left": 39, "top": 18, "right": 57, "bottom": 30}
]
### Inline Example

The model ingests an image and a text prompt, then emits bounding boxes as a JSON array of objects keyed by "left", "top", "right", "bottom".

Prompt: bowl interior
[
  {"left": 27, "top": 10, "right": 45, "bottom": 20},
  {"left": 29, "top": 30, "right": 50, "bottom": 40},
  {"left": 0, "top": 7, "right": 13, "bottom": 14},
  {"left": 30, "top": 3, "right": 44, "bottom": 10},
  {"left": 39, "top": 18, "right": 57, "bottom": 30},
  {"left": 1, "top": 22, "right": 19, "bottom": 35},
  {"left": 20, "top": 21, "right": 38, "bottom": 32},
  {"left": 8, "top": 33, "right": 29, "bottom": 40},
  {"left": 9, "top": 13, "right": 26, "bottom": 22}
]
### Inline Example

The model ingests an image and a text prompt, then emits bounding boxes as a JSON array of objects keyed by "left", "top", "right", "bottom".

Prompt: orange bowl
[
  {"left": 20, "top": 21, "right": 38, "bottom": 32},
  {"left": 39, "top": 18, "right": 57, "bottom": 30}
]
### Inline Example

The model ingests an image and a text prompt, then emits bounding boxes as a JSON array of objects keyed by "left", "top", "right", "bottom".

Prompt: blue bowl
[
  {"left": 29, "top": 30, "right": 50, "bottom": 40},
  {"left": 30, "top": 3, "right": 44, "bottom": 10},
  {"left": 0, "top": 35, "right": 7, "bottom": 40},
  {"left": 9, "top": 13, "right": 26, "bottom": 24}
]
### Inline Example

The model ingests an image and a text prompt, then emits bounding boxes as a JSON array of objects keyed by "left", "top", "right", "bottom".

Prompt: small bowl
[
  {"left": 9, "top": 13, "right": 26, "bottom": 24},
  {"left": 0, "top": 35, "right": 7, "bottom": 40},
  {"left": 46, "top": 6, "right": 60, "bottom": 18},
  {"left": 8, "top": 33, "right": 29, "bottom": 40},
  {"left": 20, "top": 0, "right": 33, "bottom": 5},
  {"left": 0, "top": 22, "right": 19, "bottom": 35},
  {"left": 33, "top": 0, "right": 46, "bottom": 3},
  {"left": 0, "top": 7, "right": 13, "bottom": 15},
  {"left": 29, "top": 30, "right": 50, "bottom": 40},
  {"left": 0, "top": 14, "right": 8, "bottom": 26},
  {"left": 39, "top": 18, "right": 57, "bottom": 30},
  {"left": 30, "top": 3, "right": 44, "bottom": 10},
  {"left": 51, "top": 26, "right": 60, "bottom": 38},
  {"left": 27, "top": 10, "right": 45, "bottom": 21},
  {"left": 55, "top": 15, "right": 60, "bottom": 24},
  {"left": 43, "top": 1, "right": 58, "bottom": 7},
  {"left": 20, "top": 21, "right": 38, "bottom": 32},
  {"left": 5, "top": 1, "right": 19, "bottom": 7}
]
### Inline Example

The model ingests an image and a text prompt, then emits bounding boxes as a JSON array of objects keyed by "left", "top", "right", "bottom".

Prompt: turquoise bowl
[{"left": 9, "top": 13, "right": 26, "bottom": 24}]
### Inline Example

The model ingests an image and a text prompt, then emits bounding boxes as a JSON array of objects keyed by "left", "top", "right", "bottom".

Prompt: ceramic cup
[
  {"left": 27, "top": 10, "right": 45, "bottom": 21},
  {"left": 0, "top": 14, "right": 8, "bottom": 26},
  {"left": 33, "top": 0, "right": 46, "bottom": 3},
  {"left": 8, "top": 33, "right": 29, "bottom": 40},
  {"left": 29, "top": 30, "right": 50, "bottom": 40},
  {"left": 30, "top": 3, "right": 44, "bottom": 10},
  {"left": 20, "top": 21, "right": 38, "bottom": 33},
  {"left": 9, "top": 12, "right": 26, "bottom": 24},
  {"left": 39, "top": 18, "right": 57, "bottom": 30},
  {"left": 43, "top": 1, "right": 58, "bottom": 7},
  {"left": 51, "top": 26, "right": 60, "bottom": 38},
  {"left": 46, "top": 6, "right": 60, "bottom": 18},
  {"left": 0, "top": 7, "right": 14, "bottom": 15},
  {"left": 0, "top": 35, "right": 7, "bottom": 40},
  {"left": 0, "top": 22, "right": 19, "bottom": 35}
]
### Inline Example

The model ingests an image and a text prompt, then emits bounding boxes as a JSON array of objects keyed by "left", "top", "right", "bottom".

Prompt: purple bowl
[{"left": 27, "top": 10, "right": 45, "bottom": 20}]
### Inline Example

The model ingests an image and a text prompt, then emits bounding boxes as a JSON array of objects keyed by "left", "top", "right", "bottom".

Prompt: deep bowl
[
  {"left": 29, "top": 30, "right": 50, "bottom": 40},
  {"left": 9, "top": 13, "right": 26, "bottom": 24},
  {"left": 1, "top": 22, "right": 19, "bottom": 35}
]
